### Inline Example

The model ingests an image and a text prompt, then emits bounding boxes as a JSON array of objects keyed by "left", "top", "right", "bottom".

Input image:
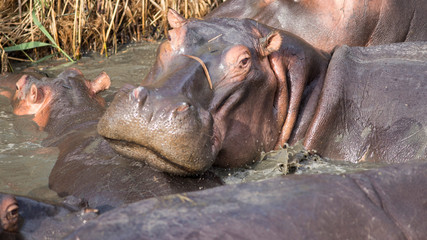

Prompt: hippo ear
[
  {"left": 29, "top": 84, "right": 40, "bottom": 103},
  {"left": 89, "top": 72, "right": 111, "bottom": 94},
  {"left": 259, "top": 31, "right": 282, "bottom": 57},
  {"left": 168, "top": 8, "right": 187, "bottom": 29}
]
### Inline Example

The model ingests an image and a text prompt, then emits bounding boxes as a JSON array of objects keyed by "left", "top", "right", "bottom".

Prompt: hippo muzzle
[{"left": 98, "top": 85, "right": 217, "bottom": 176}]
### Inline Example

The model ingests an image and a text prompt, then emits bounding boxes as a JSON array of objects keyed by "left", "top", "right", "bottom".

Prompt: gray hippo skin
[
  {"left": 301, "top": 42, "right": 427, "bottom": 163},
  {"left": 3, "top": 161, "right": 426, "bottom": 239},
  {"left": 208, "top": 0, "right": 427, "bottom": 52},
  {"left": 65, "top": 161, "right": 427, "bottom": 240},
  {"left": 98, "top": 11, "right": 427, "bottom": 176}
]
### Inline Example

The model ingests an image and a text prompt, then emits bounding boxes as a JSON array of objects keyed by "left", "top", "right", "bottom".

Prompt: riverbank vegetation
[{"left": 0, "top": 0, "right": 224, "bottom": 72}]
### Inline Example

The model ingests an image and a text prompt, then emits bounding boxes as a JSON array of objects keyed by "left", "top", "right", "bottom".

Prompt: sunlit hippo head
[
  {"left": 98, "top": 9, "right": 330, "bottom": 176},
  {"left": 11, "top": 68, "right": 110, "bottom": 131}
]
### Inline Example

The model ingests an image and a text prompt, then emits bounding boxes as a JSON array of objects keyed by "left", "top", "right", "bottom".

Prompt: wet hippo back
[
  {"left": 208, "top": 0, "right": 427, "bottom": 52},
  {"left": 65, "top": 161, "right": 427, "bottom": 240},
  {"left": 303, "top": 42, "right": 427, "bottom": 163}
]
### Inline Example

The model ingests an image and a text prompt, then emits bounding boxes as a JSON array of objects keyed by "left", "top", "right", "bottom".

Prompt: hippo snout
[{"left": 98, "top": 86, "right": 217, "bottom": 176}]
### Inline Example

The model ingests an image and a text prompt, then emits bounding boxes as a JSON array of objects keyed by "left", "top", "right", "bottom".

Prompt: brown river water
[{"left": 0, "top": 42, "right": 385, "bottom": 203}]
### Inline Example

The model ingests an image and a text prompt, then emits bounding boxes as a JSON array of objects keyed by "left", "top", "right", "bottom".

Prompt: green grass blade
[
  {"left": 31, "top": 10, "right": 75, "bottom": 63},
  {"left": 3, "top": 41, "right": 51, "bottom": 52},
  {"left": 2, "top": 34, "right": 34, "bottom": 62}
]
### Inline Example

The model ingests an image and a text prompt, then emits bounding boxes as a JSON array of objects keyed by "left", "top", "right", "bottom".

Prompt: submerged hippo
[
  {"left": 98, "top": 10, "right": 427, "bottom": 176},
  {"left": 208, "top": 0, "right": 427, "bottom": 52},
  {"left": 0, "top": 69, "right": 47, "bottom": 100},
  {"left": 10, "top": 68, "right": 109, "bottom": 131},
  {"left": 1, "top": 69, "right": 222, "bottom": 210}
]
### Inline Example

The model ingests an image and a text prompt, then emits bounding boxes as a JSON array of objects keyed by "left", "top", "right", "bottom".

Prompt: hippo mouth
[
  {"left": 104, "top": 138, "right": 201, "bottom": 175},
  {"left": 97, "top": 84, "right": 218, "bottom": 176}
]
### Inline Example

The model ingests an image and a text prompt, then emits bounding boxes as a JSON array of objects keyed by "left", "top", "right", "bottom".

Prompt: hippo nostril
[
  {"left": 175, "top": 102, "right": 191, "bottom": 113},
  {"left": 131, "top": 86, "right": 148, "bottom": 103},
  {"left": 132, "top": 86, "right": 143, "bottom": 99}
]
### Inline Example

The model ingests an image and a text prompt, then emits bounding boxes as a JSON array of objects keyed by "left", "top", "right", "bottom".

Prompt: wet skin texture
[
  {"left": 2, "top": 161, "right": 426, "bottom": 239},
  {"left": 301, "top": 43, "right": 427, "bottom": 163},
  {"left": 67, "top": 161, "right": 427, "bottom": 240},
  {"left": 1, "top": 69, "right": 222, "bottom": 210},
  {"left": 208, "top": 0, "right": 427, "bottom": 52},
  {"left": 98, "top": 11, "right": 426, "bottom": 176}
]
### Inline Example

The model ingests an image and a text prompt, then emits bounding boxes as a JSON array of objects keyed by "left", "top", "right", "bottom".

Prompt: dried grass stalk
[{"left": 0, "top": 0, "right": 225, "bottom": 72}]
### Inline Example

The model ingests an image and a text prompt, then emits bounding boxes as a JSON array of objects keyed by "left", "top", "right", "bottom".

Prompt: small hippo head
[
  {"left": 0, "top": 195, "right": 19, "bottom": 232},
  {"left": 98, "top": 10, "right": 328, "bottom": 175},
  {"left": 12, "top": 68, "right": 110, "bottom": 132}
]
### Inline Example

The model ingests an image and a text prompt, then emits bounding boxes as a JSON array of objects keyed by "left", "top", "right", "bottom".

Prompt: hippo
[
  {"left": 1, "top": 69, "right": 222, "bottom": 210},
  {"left": 65, "top": 161, "right": 427, "bottom": 240},
  {"left": 0, "top": 161, "right": 425, "bottom": 239},
  {"left": 208, "top": 0, "right": 427, "bottom": 52},
  {"left": 98, "top": 10, "right": 426, "bottom": 176},
  {"left": 10, "top": 68, "right": 109, "bottom": 131},
  {"left": 0, "top": 69, "right": 47, "bottom": 100}
]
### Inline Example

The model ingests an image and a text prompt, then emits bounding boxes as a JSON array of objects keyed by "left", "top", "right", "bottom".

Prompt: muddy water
[
  {"left": 213, "top": 143, "right": 387, "bottom": 185},
  {"left": 1, "top": 42, "right": 384, "bottom": 202}
]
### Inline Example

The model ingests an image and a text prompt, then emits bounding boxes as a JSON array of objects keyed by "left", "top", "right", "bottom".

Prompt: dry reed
[{"left": 0, "top": 0, "right": 224, "bottom": 72}]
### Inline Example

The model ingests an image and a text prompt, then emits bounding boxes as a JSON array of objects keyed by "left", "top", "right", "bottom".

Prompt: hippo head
[
  {"left": 98, "top": 10, "right": 328, "bottom": 176},
  {"left": 12, "top": 68, "right": 110, "bottom": 131}
]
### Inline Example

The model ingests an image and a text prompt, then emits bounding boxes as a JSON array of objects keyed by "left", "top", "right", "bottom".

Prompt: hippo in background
[
  {"left": 208, "top": 0, "right": 427, "bottom": 52},
  {"left": 0, "top": 69, "right": 222, "bottom": 211},
  {"left": 98, "top": 10, "right": 427, "bottom": 176},
  {"left": 0, "top": 69, "right": 47, "bottom": 100},
  {"left": 10, "top": 68, "right": 109, "bottom": 132}
]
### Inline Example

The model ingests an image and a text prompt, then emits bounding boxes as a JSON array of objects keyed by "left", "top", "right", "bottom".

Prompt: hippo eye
[
  {"left": 8, "top": 208, "right": 18, "bottom": 217},
  {"left": 167, "top": 34, "right": 171, "bottom": 41},
  {"left": 16, "top": 85, "right": 19, "bottom": 90},
  {"left": 240, "top": 57, "right": 249, "bottom": 66}
]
